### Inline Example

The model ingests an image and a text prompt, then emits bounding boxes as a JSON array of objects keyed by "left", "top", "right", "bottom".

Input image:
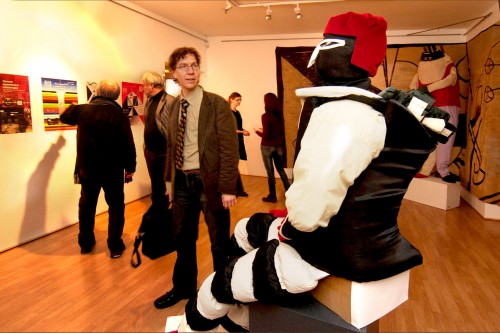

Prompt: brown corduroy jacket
[{"left": 161, "top": 90, "right": 239, "bottom": 198}]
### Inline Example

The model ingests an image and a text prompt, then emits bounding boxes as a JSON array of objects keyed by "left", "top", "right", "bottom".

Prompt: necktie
[{"left": 175, "top": 99, "right": 189, "bottom": 169}]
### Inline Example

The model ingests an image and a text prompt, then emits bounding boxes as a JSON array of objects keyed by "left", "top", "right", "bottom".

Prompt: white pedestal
[
  {"left": 404, "top": 176, "right": 460, "bottom": 210},
  {"left": 309, "top": 270, "right": 410, "bottom": 330},
  {"left": 165, "top": 315, "right": 183, "bottom": 333}
]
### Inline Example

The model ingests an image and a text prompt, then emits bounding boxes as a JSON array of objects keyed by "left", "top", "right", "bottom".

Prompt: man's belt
[{"left": 179, "top": 169, "right": 201, "bottom": 175}]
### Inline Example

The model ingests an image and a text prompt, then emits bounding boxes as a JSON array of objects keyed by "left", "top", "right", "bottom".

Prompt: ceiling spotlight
[
  {"left": 265, "top": 6, "right": 272, "bottom": 20},
  {"left": 224, "top": 0, "right": 233, "bottom": 14},
  {"left": 294, "top": 4, "right": 302, "bottom": 19}
]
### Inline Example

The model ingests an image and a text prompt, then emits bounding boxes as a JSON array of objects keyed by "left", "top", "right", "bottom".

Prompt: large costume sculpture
[
  {"left": 179, "top": 12, "right": 456, "bottom": 332},
  {"left": 410, "top": 46, "right": 461, "bottom": 183}
]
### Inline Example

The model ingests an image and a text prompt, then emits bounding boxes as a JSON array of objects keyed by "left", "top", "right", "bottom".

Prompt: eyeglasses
[{"left": 175, "top": 63, "right": 200, "bottom": 72}]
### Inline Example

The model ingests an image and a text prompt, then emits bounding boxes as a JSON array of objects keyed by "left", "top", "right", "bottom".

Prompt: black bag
[{"left": 131, "top": 203, "right": 175, "bottom": 268}]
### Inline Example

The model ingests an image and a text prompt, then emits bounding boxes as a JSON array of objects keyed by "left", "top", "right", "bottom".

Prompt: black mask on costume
[{"left": 315, "top": 34, "right": 371, "bottom": 89}]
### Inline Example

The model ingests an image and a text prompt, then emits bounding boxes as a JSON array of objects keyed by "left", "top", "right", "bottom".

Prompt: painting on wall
[
  {"left": 41, "top": 77, "right": 78, "bottom": 131},
  {"left": 0, "top": 73, "right": 32, "bottom": 134},
  {"left": 121, "top": 81, "right": 144, "bottom": 125},
  {"left": 463, "top": 25, "right": 500, "bottom": 205},
  {"left": 86, "top": 81, "right": 98, "bottom": 103}
]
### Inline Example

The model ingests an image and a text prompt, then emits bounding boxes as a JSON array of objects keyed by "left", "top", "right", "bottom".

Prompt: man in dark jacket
[
  {"left": 60, "top": 80, "right": 136, "bottom": 259},
  {"left": 153, "top": 47, "right": 239, "bottom": 309},
  {"left": 141, "top": 71, "right": 174, "bottom": 206}
]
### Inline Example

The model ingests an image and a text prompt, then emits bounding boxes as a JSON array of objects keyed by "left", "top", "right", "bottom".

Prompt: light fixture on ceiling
[
  {"left": 265, "top": 6, "right": 272, "bottom": 20},
  {"left": 294, "top": 4, "right": 302, "bottom": 19},
  {"left": 224, "top": 0, "right": 233, "bottom": 14}
]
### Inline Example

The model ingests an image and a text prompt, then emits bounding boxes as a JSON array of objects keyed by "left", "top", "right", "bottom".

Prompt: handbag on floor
[{"left": 131, "top": 202, "right": 175, "bottom": 268}]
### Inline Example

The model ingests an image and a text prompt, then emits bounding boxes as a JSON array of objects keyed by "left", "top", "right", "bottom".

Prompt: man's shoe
[
  {"left": 262, "top": 194, "right": 277, "bottom": 203},
  {"left": 154, "top": 289, "right": 193, "bottom": 309},
  {"left": 80, "top": 244, "right": 95, "bottom": 254},
  {"left": 237, "top": 192, "right": 249, "bottom": 197},
  {"left": 110, "top": 250, "right": 122, "bottom": 259},
  {"left": 80, "top": 247, "right": 93, "bottom": 254}
]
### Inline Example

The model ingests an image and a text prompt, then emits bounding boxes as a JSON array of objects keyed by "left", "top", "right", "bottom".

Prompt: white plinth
[
  {"left": 310, "top": 270, "right": 410, "bottom": 329},
  {"left": 165, "top": 315, "right": 183, "bottom": 333},
  {"left": 404, "top": 176, "right": 460, "bottom": 210}
]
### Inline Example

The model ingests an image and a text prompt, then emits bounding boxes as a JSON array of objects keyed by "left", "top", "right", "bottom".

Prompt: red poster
[
  {"left": 0, "top": 73, "right": 32, "bottom": 134},
  {"left": 122, "top": 82, "right": 144, "bottom": 124}
]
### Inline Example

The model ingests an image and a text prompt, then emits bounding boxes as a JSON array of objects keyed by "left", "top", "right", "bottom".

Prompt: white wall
[
  {"left": 0, "top": 0, "right": 207, "bottom": 251},
  {"left": 203, "top": 34, "right": 320, "bottom": 178}
]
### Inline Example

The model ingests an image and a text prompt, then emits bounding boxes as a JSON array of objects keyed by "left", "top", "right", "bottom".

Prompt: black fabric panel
[
  {"left": 211, "top": 256, "right": 239, "bottom": 304},
  {"left": 185, "top": 295, "right": 221, "bottom": 331},
  {"left": 228, "top": 234, "right": 247, "bottom": 258},
  {"left": 252, "top": 240, "right": 282, "bottom": 303},
  {"left": 252, "top": 240, "right": 308, "bottom": 306},
  {"left": 245, "top": 213, "right": 276, "bottom": 249}
]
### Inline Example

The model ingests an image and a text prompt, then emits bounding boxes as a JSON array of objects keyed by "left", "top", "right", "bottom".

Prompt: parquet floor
[{"left": 0, "top": 175, "right": 499, "bottom": 332}]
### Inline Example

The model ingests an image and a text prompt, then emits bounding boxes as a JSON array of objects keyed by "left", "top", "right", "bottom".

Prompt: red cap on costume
[{"left": 323, "top": 12, "right": 387, "bottom": 77}]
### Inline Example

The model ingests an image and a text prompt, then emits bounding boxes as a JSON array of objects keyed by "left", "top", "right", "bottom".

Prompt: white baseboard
[{"left": 460, "top": 188, "right": 500, "bottom": 220}]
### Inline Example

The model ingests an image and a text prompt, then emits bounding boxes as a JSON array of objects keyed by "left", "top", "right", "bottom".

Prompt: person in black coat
[
  {"left": 142, "top": 71, "right": 174, "bottom": 206},
  {"left": 60, "top": 80, "right": 136, "bottom": 259},
  {"left": 228, "top": 92, "right": 249, "bottom": 197}
]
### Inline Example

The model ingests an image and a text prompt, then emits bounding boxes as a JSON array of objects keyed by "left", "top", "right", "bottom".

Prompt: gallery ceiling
[{"left": 114, "top": 0, "right": 498, "bottom": 39}]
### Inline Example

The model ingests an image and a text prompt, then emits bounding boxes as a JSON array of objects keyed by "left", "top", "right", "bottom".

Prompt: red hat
[{"left": 323, "top": 12, "right": 387, "bottom": 77}]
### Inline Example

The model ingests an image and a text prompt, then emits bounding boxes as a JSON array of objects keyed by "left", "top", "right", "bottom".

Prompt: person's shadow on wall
[{"left": 17, "top": 134, "right": 78, "bottom": 255}]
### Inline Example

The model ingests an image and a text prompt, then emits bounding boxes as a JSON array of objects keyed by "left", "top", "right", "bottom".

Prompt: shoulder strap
[{"left": 130, "top": 232, "right": 143, "bottom": 268}]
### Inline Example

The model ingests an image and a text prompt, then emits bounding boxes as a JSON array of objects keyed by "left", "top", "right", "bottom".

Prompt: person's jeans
[
  {"left": 260, "top": 145, "right": 290, "bottom": 190},
  {"left": 236, "top": 172, "right": 245, "bottom": 194},
  {"left": 172, "top": 169, "right": 230, "bottom": 294}
]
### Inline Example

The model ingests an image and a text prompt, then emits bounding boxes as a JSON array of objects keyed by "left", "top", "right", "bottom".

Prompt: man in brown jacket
[{"left": 154, "top": 47, "right": 239, "bottom": 309}]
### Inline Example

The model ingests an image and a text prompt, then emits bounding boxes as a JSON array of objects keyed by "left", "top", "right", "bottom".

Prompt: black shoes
[
  {"left": 110, "top": 250, "right": 123, "bottom": 259},
  {"left": 80, "top": 244, "right": 123, "bottom": 258},
  {"left": 441, "top": 174, "right": 459, "bottom": 183},
  {"left": 154, "top": 289, "right": 195, "bottom": 309},
  {"left": 262, "top": 194, "right": 277, "bottom": 203},
  {"left": 237, "top": 192, "right": 249, "bottom": 197},
  {"left": 80, "top": 247, "right": 93, "bottom": 254}
]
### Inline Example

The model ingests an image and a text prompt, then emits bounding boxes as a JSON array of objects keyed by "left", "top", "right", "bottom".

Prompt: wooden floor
[{"left": 0, "top": 175, "right": 499, "bottom": 332}]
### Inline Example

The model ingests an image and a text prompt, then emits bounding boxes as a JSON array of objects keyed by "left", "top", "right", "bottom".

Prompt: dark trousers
[
  {"left": 144, "top": 148, "right": 168, "bottom": 206},
  {"left": 78, "top": 174, "right": 125, "bottom": 252},
  {"left": 172, "top": 169, "right": 231, "bottom": 294},
  {"left": 236, "top": 172, "right": 245, "bottom": 194}
]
